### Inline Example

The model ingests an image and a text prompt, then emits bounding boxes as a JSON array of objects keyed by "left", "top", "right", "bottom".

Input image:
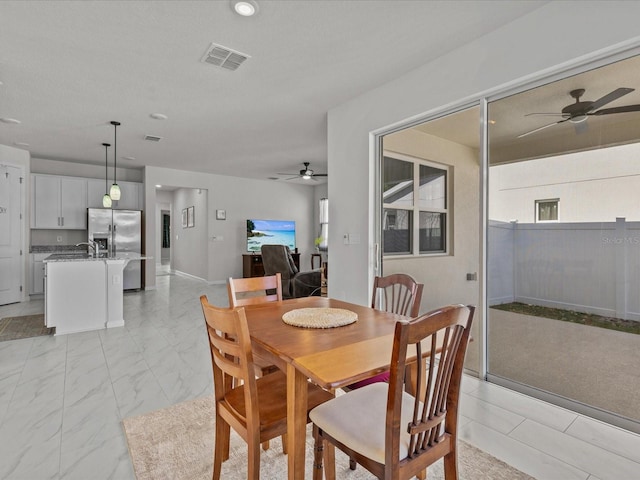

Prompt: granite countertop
[
  {"left": 44, "top": 252, "right": 150, "bottom": 263},
  {"left": 31, "top": 245, "right": 89, "bottom": 254}
]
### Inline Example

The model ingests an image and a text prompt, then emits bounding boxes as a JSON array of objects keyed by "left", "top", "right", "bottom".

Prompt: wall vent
[
  {"left": 200, "top": 43, "right": 250, "bottom": 71},
  {"left": 144, "top": 135, "right": 163, "bottom": 142}
]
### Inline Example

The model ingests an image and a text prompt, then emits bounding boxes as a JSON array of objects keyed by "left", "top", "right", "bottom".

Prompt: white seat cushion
[{"left": 309, "top": 382, "right": 418, "bottom": 464}]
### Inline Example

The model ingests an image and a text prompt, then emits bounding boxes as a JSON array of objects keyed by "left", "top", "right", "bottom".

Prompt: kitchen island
[{"left": 44, "top": 252, "right": 150, "bottom": 335}]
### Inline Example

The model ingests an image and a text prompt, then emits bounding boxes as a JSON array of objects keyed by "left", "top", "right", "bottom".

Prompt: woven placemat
[{"left": 282, "top": 308, "right": 357, "bottom": 329}]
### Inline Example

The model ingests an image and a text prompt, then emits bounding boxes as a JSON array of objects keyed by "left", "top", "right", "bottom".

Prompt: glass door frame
[{"left": 372, "top": 40, "right": 640, "bottom": 434}]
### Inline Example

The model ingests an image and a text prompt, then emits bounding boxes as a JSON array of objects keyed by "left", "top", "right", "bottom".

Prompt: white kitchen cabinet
[
  {"left": 31, "top": 174, "right": 87, "bottom": 229},
  {"left": 112, "top": 181, "right": 141, "bottom": 210},
  {"left": 31, "top": 253, "right": 48, "bottom": 294},
  {"left": 87, "top": 178, "right": 108, "bottom": 208}
]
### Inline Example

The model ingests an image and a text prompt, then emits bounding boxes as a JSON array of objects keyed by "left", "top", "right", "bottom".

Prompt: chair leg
[
  {"left": 281, "top": 433, "right": 288, "bottom": 455},
  {"left": 443, "top": 450, "right": 458, "bottom": 479},
  {"left": 213, "top": 415, "right": 230, "bottom": 480},
  {"left": 416, "top": 468, "right": 427, "bottom": 480},
  {"left": 349, "top": 456, "right": 357, "bottom": 470},
  {"left": 324, "top": 440, "right": 336, "bottom": 480},
  {"left": 261, "top": 440, "right": 270, "bottom": 451},
  {"left": 248, "top": 438, "right": 261, "bottom": 480},
  {"left": 312, "top": 425, "right": 323, "bottom": 480}
]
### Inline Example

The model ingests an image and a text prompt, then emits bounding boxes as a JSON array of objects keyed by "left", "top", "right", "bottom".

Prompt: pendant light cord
[
  {"left": 103, "top": 142, "right": 110, "bottom": 192},
  {"left": 111, "top": 121, "right": 119, "bottom": 185}
]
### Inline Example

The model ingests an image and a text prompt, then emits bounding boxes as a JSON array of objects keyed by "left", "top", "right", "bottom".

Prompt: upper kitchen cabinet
[
  {"left": 31, "top": 174, "right": 87, "bottom": 229},
  {"left": 87, "top": 179, "right": 142, "bottom": 210}
]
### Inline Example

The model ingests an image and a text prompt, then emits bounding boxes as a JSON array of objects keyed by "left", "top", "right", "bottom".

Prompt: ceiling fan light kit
[
  {"left": 518, "top": 87, "right": 640, "bottom": 138},
  {"left": 277, "top": 162, "right": 327, "bottom": 181}
]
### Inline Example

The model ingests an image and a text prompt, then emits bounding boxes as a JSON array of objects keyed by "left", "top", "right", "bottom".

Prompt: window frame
[
  {"left": 535, "top": 198, "right": 560, "bottom": 223},
  {"left": 382, "top": 151, "right": 451, "bottom": 257}
]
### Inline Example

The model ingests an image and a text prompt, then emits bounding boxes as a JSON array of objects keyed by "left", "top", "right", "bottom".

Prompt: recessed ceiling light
[
  {"left": 150, "top": 113, "right": 168, "bottom": 120},
  {"left": 0, "top": 117, "right": 21, "bottom": 124},
  {"left": 122, "top": 156, "right": 136, "bottom": 161},
  {"left": 156, "top": 185, "right": 163, "bottom": 188},
  {"left": 231, "top": 0, "right": 258, "bottom": 16},
  {"left": 13, "top": 141, "right": 30, "bottom": 147}
]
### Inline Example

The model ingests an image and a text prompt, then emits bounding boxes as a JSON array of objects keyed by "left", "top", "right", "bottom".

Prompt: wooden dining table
[{"left": 243, "top": 295, "right": 409, "bottom": 480}]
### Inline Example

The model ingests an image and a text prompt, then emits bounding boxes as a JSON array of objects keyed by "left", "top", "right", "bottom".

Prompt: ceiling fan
[
  {"left": 517, "top": 87, "right": 640, "bottom": 138},
  {"left": 277, "top": 162, "right": 327, "bottom": 181}
]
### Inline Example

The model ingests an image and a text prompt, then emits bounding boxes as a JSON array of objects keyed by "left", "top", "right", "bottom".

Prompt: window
[
  {"left": 382, "top": 153, "right": 449, "bottom": 255},
  {"left": 317, "top": 197, "right": 328, "bottom": 251},
  {"left": 536, "top": 199, "right": 559, "bottom": 222}
]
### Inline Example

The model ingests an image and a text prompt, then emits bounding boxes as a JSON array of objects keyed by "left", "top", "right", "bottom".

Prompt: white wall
[
  {"left": 490, "top": 143, "right": 640, "bottom": 223},
  {"left": 143, "top": 166, "right": 317, "bottom": 288},
  {"left": 327, "top": 1, "right": 640, "bottom": 307},
  {"left": 172, "top": 188, "right": 208, "bottom": 280},
  {"left": 0, "top": 144, "right": 30, "bottom": 302}
]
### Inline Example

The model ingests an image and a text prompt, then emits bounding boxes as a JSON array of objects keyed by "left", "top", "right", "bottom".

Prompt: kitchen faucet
[{"left": 75, "top": 240, "right": 100, "bottom": 258}]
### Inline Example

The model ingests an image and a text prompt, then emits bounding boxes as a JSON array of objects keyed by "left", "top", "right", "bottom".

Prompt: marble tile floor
[{"left": 1, "top": 273, "right": 639, "bottom": 479}]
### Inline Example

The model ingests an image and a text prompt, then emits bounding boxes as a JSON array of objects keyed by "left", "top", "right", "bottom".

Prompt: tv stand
[{"left": 242, "top": 253, "right": 300, "bottom": 278}]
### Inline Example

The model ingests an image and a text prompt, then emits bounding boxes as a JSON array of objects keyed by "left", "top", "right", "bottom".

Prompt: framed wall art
[{"left": 187, "top": 206, "right": 194, "bottom": 228}]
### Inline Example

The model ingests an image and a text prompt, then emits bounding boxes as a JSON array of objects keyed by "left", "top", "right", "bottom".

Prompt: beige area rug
[
  {"left": 0, "top": 314, "right": 52, "bottom": 342},
  {"left": 123, "top": 396, "right": 535, "bottom": 480}
]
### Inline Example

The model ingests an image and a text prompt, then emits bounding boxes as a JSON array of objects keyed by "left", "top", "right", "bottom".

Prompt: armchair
[{"left": 260, "top": 244, "right": 322, "bottom": 298}]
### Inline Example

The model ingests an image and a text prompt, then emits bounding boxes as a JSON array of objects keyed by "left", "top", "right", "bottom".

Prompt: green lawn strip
[{"left": 491, "top": 302, "right": 640, "bottom": 335}]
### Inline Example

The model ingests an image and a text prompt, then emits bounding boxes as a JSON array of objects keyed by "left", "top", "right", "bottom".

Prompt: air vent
[
  {"left": 201, "top": 43, "right": 250, "bottom": 71},
  {"left": 144, "top": 135, "right": 163, "bottom": 142}
]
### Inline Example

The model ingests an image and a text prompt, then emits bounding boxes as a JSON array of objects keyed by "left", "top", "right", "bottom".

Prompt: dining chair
[
  {"left": 200, "top": 296, "right": 334, "bottom": 480},
  {"left": 310, "top": 304, "right": 475, "bottom": 480},
  {"left": 228, "top": 273, "right": 284, "bottom": 452},
  {"left": 347, "top": 273, "right": 424, "bottom": 390}
]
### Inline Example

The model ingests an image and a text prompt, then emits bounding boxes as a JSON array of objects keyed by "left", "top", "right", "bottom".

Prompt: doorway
[
  {"left": 0, "top": 164, "right": 23, "bottom": 306},
  {"left": 378, "top": 106, "right": 481, "bottom": 373}
]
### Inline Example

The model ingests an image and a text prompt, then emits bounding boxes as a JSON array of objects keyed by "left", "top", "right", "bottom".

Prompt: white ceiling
[{"left": 0, "top": 0, "right": 548, "bottom": 184}]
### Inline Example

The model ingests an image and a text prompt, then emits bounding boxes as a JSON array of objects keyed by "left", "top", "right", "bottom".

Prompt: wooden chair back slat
[
  {"left": 371, "top": 273, "right": 424, "bottom": 317},
  {"left": 228, "top": 273, "right": 283, "bottom": 307}
]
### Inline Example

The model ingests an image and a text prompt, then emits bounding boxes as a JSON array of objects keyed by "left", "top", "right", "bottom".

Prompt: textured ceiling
[{"left": 0, "top": 0, "right": 548, "bottom": 184}]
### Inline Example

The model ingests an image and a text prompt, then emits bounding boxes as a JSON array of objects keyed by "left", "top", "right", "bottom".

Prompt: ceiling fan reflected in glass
[
  {"left": 517, "top": 87, "right": 640, "bottom": 138},
  {"left": 277, "top": 162, "right": 328, "bottom": 181}
]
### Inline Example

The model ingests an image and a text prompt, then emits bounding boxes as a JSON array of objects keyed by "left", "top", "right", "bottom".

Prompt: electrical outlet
[
  {"left": 113, "top": 275, "right": 121, "bottom": 285},
  {"left": 57, "top": 236, "right": 62, "bottom": 242}
]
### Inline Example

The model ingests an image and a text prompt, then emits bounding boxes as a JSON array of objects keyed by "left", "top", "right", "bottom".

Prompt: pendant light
[
  {"left": 102, "top": 143, "right": 112, "bottom": 208},
  {"left": 109, "top": 121, "right": 121, "bottom": 201}
]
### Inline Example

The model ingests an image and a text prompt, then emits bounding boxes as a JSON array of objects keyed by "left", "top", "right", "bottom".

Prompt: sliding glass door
[{"left": 486, "top": 54, "right": 640, "bottom": 430}]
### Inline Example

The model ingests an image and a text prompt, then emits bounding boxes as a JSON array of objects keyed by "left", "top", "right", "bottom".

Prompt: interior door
[{"left": 0, "top": 165, "right": 23, "bottom": 305}]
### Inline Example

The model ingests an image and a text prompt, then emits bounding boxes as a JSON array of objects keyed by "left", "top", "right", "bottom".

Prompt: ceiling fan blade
[
  {"left": 592, "top": 104, "right": 640, "bottom": 115},
  {"left": 524, "top": 112, "right": 568, "bottom": 117},
  {"left": 277, "top": 172, "right": 300, "bottom": 176},
  {"left": 587, "top": 87, "right": 634, "bottom": 112},
  {"left": 313, "top": 173, "right": 328, "bottom": 177},
  {"left": 517, "top": 119, "right": 566, "bottom": 138},
  {"left": 282, "top": 176, "right": 299, "bottom": 180}
]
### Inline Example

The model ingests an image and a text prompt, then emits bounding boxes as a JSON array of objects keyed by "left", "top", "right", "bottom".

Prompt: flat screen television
[{"left": 247, "top": 219, "right": 296, "bottom": 253}]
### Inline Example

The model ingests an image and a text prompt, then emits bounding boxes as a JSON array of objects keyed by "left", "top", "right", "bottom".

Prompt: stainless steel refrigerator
[{"left": 88, "top": 208, "right": 142, "bottom": 290}]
